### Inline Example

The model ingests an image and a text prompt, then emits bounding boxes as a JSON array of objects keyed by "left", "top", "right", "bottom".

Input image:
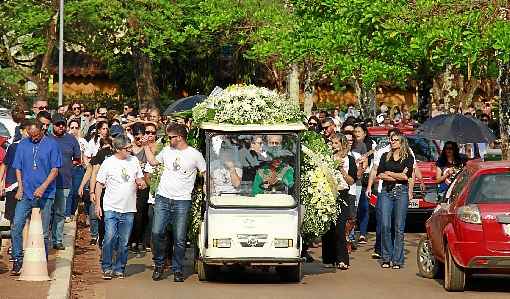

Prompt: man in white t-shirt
[
  {"left": 145, "top": 123, "right": 206, "bottom": 282},
  {"left": 95, "top": 135, "right": 146, "bottom": 280}
]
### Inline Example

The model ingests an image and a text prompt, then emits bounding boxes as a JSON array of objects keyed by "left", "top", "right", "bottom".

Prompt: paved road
[{"left": 77, "top": 233, "right": 510, "bottom": 299}]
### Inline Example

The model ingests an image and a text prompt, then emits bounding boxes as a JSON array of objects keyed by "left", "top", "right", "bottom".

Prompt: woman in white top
[{"left": 85, "top": 120, "right": 109, "bottom": 159}]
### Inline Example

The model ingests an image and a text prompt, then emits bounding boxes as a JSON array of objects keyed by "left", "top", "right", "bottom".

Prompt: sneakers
[
  {"left": 152, "top": 266, "right": 164, "bottom": 281},
  {"left": 90, "top": 238, "right": 98, "bottom": 246},
  {"left": 11, "top": 261, "right": 22, "bottom": 276},
  {"left": 173, "top": 272, "right": 184, "bottom": 282},
  {"left": 371, "top": 252, "right": 381, "bottom": 259},
  {"left": 113, "top": 271, "right": 125, "bottom": 279},
  {"left": 358, "top": 236, "right": 367, "bottom": 244},
  {"left": 64, "top": 216, "right": 73, "bottom": 223},
  {"left": 53, "top": 244, "right": 66, "bottom": 250},
  {"left": 102, "top": 270, "right": 113, "bottom": 280}
]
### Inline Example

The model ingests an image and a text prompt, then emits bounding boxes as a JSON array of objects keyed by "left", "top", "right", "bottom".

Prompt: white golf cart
[{"left": 195, "top": 122, "right": 306, "bottom": 282}]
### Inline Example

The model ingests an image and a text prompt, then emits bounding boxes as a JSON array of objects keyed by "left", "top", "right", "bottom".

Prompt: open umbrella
[
  {"left": 163, "top": 94, "right": 206, "bottom": 115},
  {"left": 416, "top": 113, "right": 495, "bottom": 143}
]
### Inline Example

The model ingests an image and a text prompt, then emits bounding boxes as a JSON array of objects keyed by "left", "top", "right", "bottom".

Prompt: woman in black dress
[{"left": 322, "top": 133, "right": 357, "bottom": 270}]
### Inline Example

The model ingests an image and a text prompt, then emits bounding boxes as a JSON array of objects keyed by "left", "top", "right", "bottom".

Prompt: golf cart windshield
[{"left": 208, "top": 133, "right": 298, "bottom": 207}]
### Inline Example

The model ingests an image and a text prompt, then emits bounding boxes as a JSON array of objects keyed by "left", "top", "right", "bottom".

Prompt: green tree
[{"left": 0, "top": 0, "right": 60, "bottom": 104}]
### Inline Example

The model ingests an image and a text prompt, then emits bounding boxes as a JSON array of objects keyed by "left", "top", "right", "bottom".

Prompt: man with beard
[
  {"left": 51, "top": 114, "right": 81, "bottom": 250},
  {"left": 10, "top": 119, "right": 62, "bottom": 275}
]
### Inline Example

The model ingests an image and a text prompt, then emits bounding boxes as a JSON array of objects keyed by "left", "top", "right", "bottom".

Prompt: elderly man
[
  {"left": 32, "top": 100, "right": 49, "bottom": 117},
  {"left": 95, "top": 135, "right": 146, "bottom": 279},
  {"left": 252, "top": 135, "right": 294, "bottom": 196}
]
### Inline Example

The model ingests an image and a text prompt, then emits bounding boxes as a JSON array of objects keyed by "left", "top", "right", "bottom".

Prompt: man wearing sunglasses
[
  {"left": 145, "top": 123, "right": 206, "bottom": 283},
  {"left": 32, "top": 100, "right": 49, "bottom": 117},
  {"left": 51, "top": 114, "right": 81, "bottom": 250}
]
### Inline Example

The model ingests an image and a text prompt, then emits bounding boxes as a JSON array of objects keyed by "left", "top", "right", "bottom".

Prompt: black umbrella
[
  {"left": 163, "top": 94, "right": 206, "bottom": 115},
  {"left": 416, "top": 113, "right": 495, "bottom": 143}
]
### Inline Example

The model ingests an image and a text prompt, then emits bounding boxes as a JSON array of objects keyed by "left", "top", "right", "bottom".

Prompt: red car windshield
[{"left": 468, "top": 172, "right": 510, "bottom": 204}]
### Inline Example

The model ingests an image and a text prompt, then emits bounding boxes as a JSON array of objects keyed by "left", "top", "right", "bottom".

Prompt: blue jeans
[
  {"left": 11, "top": 197, "right": 54, "bottom": 262},
  {"left": 380, "top": 185, "right": 409, "bottom": 266},
  {"left": 65, "top": 166, "right": 84, "bottom": 217},
  {"left": 53, "top": 188, "right": 70, "bottom": 246},
  {"left": 152, "top": 195, "right": 191, "bottom": 273},
  {"left": 101, "top": 211, "right": 134, "bottom": 273},
  {"left": 357, "top": 186, "right": 369, "bottom": 236},
  {"left": 89, "top": 201, "right": 99, "bottom": 239}
]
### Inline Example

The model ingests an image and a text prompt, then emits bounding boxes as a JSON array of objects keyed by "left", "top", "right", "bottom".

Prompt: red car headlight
[{"left": 456, "top": 204, "right": 482, "bottom": 224}]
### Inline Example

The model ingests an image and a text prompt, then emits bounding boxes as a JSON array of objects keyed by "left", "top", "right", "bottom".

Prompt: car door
[{"left": 429, "top": 170, "right": 470, "bottom": 260}]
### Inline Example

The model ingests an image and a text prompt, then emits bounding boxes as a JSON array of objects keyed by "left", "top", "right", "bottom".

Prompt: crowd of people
[
  {"left": 0, "top": 99, "right": 495, "bottom": 281},
  {"left": 3, "top": 99, "right": 200, "bottom": 282},
  {"left": 307, "top": 101, "right": 496, "bottom": 270}
]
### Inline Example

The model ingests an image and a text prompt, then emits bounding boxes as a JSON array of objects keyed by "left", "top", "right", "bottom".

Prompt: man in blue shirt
[
  {"left": 10, "top": 119, "right": 62, "bottom": 276},
  {"left": 51, "top": 114, "right": 81, "bottom": 250}
]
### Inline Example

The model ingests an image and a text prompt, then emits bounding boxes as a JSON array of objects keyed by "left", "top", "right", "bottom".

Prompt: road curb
[{"left": 47, "top": 219, "right": 77, "bottom": 299}]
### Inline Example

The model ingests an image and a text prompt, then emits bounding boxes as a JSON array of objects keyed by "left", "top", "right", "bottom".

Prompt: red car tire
[{"left": 444, "top": 246, "right": 466, "bottom": 292}]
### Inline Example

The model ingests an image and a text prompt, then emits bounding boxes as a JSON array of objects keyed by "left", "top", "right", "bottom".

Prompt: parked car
[
  {"left": 368, "top": 127, "right": 440, "bottom": 222},
  {"left": 417, "top": 161, "right": 510, "bottom": 291}
]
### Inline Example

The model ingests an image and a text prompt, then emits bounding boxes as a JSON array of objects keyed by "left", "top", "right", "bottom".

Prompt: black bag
[{"left": 361, "top": 172, "right": 370, "bottom": 187}]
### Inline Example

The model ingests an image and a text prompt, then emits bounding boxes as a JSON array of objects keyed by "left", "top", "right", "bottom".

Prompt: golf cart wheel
[
  {"left": 417, "top": 235, "right": 440, "bottom": 279},
  {"left": 277, "top": 263, "right": 303, "bottom": 282},
  {"left": 444, "top": 246, "right": 466, "bottom": 292},
  {"left": 196, "top": 259, "right": 217, "bottom": 281}
]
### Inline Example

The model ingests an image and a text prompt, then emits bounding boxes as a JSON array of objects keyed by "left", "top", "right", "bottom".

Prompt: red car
[
  {"left": 368, "top": 127, "right": 439, "bottom": 221},
  {"left": 417, "top": 161, "right": 510, "bottom": 291}
]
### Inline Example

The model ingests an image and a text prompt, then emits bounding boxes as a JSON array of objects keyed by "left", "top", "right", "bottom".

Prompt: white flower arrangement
[
  {"left": 192, "top": 84, "right": 302, "bottom": 125},
  {"left": 300, "top": 144, "right": 343, "bottom": 240}
]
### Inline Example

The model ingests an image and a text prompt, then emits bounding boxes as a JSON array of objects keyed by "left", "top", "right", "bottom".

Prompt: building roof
[{"left": 49, "top": 50, "right": 108, "bottom": 78}]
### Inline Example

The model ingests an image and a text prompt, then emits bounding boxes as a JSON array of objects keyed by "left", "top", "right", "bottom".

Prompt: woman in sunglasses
[
  {"left": 65, "top": 119, "right": 88, "bottom": 222},
  {"left": 377, "top": 133, "right": 414, "bottom": 269},
  {"left": 435, "top": 141, "right": 465, "bottom": 196}
]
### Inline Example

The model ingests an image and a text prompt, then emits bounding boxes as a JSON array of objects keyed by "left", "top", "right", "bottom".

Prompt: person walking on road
[
  {"left": 51, "top": 114, "right": 81, "bottom": 250},
  {"left": 94, "top": 135, "right": 146, "bottom": 280},
  {"left": 145, "top": 123, "right": 206, "bottom": 283},
  {"left": 376, "top": 133, "right": 414, "bottom": 269},
  {"left": 10, "top": 119, "right": 62, "bottom": 275}
]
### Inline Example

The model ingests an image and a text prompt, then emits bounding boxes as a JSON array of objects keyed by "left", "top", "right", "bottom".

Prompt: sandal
[
  {"left": 392, "top": 265, "right": 402, "bottom": 270},
  {"left": 381, "top": 262, "right": 390, "bottom": 269}
]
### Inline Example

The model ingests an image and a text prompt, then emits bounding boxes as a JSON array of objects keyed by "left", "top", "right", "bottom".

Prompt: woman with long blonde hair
[
  {"left": 322, "top": 133, "right": 357, "bottom": 270},
  {"left": 376, "top": 133, "right": 414, "bottom": 269}
]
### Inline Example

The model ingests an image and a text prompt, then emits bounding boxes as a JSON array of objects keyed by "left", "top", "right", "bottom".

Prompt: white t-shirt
[
  {"left": 210, "top": 160, "right": 242, "bottom": 195},
  {"left": 347, "top": 152, "right": 360, "bottom": 196},
  {"left": 96, "top": 155, "right": 144, "bottom": 213},
  {"left": 85, "top": 138, "right": 101, "bottom": 158},
  {"left": 156, "top": 146, "right": 206, "bottom": 200}
]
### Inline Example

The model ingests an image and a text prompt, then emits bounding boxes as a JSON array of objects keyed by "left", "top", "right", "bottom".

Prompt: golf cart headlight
[
  {"left": 274, "top": 239, "right": 293, "bottom": 248},
  {"left": 213, "top": 238, "right": 231, "bottom": 248}
]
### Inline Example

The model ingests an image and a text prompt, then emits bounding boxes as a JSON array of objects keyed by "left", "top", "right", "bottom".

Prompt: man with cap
[{"left": 51, "top": 114, "right": 81, "bottom": 250}]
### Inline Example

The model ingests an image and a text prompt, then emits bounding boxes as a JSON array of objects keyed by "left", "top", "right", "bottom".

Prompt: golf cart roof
[{"left": 199, "top": 122, "right": 306, "bottom": 132}]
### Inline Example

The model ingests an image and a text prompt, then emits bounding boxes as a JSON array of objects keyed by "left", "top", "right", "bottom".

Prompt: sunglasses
[
  {"left": 168, "top": 135, "right": 180, "bottom": 140},
  {"left": 70, "top": 126, "right": 79, "bottom": 129},
  {"left": 73, "top": 107, "right": 81, "bottom": 111},
  {"left": 145, "top": 131, "right": 156, "bottom": 135},
  {"left": 308, "top": 122, "right": 317, "bottom": 126},
  {"left": 54, "top": 123, "right": 66, "bottom": 127},
  {"left": 390, "top": 138, "right": 400, "bottom": 142},
  {"left": 35, "top": 106, "right": 49, "bottom": 111}
]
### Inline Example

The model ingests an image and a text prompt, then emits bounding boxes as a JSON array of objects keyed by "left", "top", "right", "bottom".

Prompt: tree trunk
[
  {"left": 418, "top": 71, "right": 433, "bottom": 122},
  {"left": 303, "top": 66, "right": 314, "bottom": 116},
  {"left": 353, "top": 79, "right": 376, "bottom": 121},
  {"left": 134, "top": 50, "right": 159, "bottom": 108},
  {"left": 288, "top": 64, "right": 300, "bottom": 105},
  {"left": 36, "top": 7, "right": 59, "bottom": 102},
  {"left": 497, "top": 61, "right": 510, "bottom": 160}
]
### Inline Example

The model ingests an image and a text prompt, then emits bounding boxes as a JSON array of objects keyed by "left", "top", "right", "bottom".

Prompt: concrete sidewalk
[{"left": 0, "top": 219, "right": 77, "bottom": 299}]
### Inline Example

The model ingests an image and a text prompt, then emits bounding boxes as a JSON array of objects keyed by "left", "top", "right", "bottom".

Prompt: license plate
[
  {"left": 504, "top": 224, "right": 510, "bottom": 237},
  {"left": 408, "top": 199, "right": 419, "bottom": 209}
]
